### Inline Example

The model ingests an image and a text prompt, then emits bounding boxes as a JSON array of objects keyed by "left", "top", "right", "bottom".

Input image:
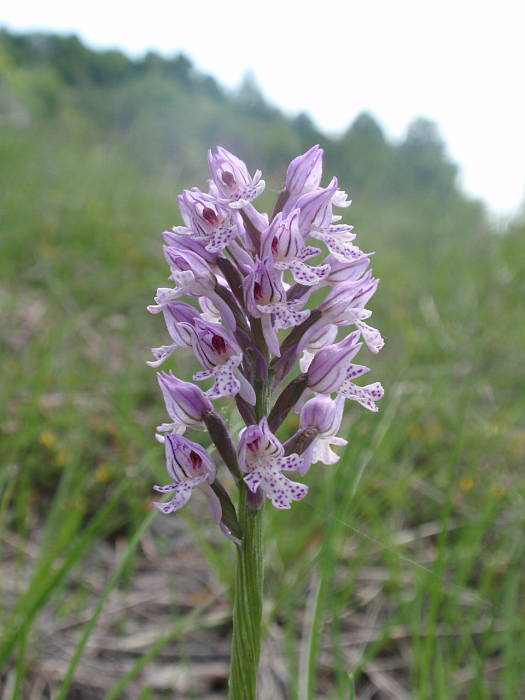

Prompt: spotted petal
[
  {"left": 297, "top": 245, "right": 322, "bottom": 260},
  {"left": 274, "top": 453, "right": 304, "bottom": 472},
  {"left": 152, "top": 474, "right": 207, "bottom": 514},
  {"left": 339, "top": 380, "right": 384, "bottom": 412},
  {"left": 205, "top": 224, "right": 237, "bottom": 252},
  {"left": 312, "top": 231, "right": 362, "bottom": 261},
  {"left": 228, "top": 179, "right": 266, "bottom": 209},
  {"left": 243, "top": 467, "right": 308, "bottom": 509},
  {"left": 194, "top": 357, "right": 242, "bottom": 399},
  {"left": 344, "top": 364, "right": 370, "bottom": 381},
  {"left": 286, "top": 259, "right": 330, "bottom": 286},
  {"left": 259, "top": 301, "right": 310, "bottom": 330},
  {"left": 356, "top": 320, "right": 385, "bottom": 353}
]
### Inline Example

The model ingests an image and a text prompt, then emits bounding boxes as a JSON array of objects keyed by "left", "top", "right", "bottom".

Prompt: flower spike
[{"left": 147, "top": 144, "right": 384, "bottom": 545}]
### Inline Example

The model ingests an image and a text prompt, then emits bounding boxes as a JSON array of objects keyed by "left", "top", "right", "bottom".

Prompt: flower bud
[
  {"left": 300, "top": 394, "right": 342, "bottom": 434},
  {"left": 261, "top": 210, "right": 302, "bottom": 262},
  {"left": 285, "top": 145, "right": 323, "bottom": 197},
  {"left": 157, "top": 371, "right": 213, "bottom": 427},
  {"left": 243, "top": 257, "right": 285, "bottom": 316},
  {"left": 295, "top": 177, "right": 338, "bottom": 236},
  {"left": 162, "top": 230, "right": 217, "bottom": 264},
  {"left": 163, "top": 247, "right": 215, "bottom": 292},
  {"left": 320, "top": 274, "right": 378, "bottom": 323},
  {"left": 189, "top": 318, "right": 241, "bottom": 369},
  {"left": 307, "top": 331, "right": 363, "bottom": 394},
  {"left": 208, "top": 146, "right": 265, "bottom": 207},
  {"left": 323, "top": 254, "right": 371, "bottom": 286},
  {"left": 164, "top": 434, "right": 216, "bottom": 484},
  {"left": 161, "top": 301, "right": 199, "bottom": 346}
]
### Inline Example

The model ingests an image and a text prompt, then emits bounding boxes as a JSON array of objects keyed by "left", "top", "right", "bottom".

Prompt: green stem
[
  {"left": 228, "top": 484, "right": 264, "bottom": 700},
  {"left": 228, "top": 302, "right": 270, "bottom": 698}
]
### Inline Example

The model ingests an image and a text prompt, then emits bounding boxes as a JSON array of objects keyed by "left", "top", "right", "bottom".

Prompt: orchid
[
  {"left": 295, "top": 177, "right": 360, "bottom": 261},
  {"left": 238, "top": 418, "right": 307, "bottom": 509},
  {"left": 299, "top": 395, "right": 348, "bottom": 472},
  {"left": 285, "top": 144, "right": 323, "bottom": 197},
  {"left": 174, "top": 188, "right": 240, "bottom": 252},
  {"left": 152, "top": 433, "right": 217, "bottom": 514},
  {"left": 306, "top": 332, "right": 384, "bottom": 411},
  {"left": 146, "top": 301, "right": 199, "bottom": 367},
  {"left": 208, "top": 146, "right": 265, "bottom": 208},
  {"left": 155, "top": 371, "right": 213, "bottom": 436},
  {"left": 243, "top": 256, "right": 310, "bottom": 355},
  {"left": 146, "top": 145, "right": 384, "bottom": 699},
  {"left": 261, "top": 209, "right": 330, "bottom": 286},
  {"left": 153, "top": 434, "right": 239, "bottom": 543},
  {"left": 187, "top": 318, "right": 256, "bottom": 404}
]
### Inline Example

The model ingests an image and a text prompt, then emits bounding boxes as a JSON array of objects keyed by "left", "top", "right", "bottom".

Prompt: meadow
[{"left": 1, "top": 32, "right": 525, "bottom": 698}]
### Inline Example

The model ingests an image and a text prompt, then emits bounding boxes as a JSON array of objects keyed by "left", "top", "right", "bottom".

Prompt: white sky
[{"left": 2, "top": 0, "right": 524, "bottom": 216}]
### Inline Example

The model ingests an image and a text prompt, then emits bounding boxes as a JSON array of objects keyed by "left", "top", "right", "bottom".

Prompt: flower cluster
[{"left": 147, "top": 145, "right": 384, "bottom": 540}]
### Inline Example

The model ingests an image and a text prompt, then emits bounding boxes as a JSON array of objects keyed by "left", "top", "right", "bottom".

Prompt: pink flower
[
  {"left": 146, "top": 301, "right": 199, "bottom": 367},
  {"left": 208, "top": 146, "right": 265, "bottom": 208},
  {"left": 174, "top": 188, "right": 240, "bottom": 252},
  {"left": 156, "top": 371, "right": 213, "bottom": 435},
  {"left": 299, "top": 395, "right": 348, "bottom": 472},
  {"left": 243, "top": 257, "right": 310, "bottom": 356},
  {"left": 307, "top": 332, "right": 384, "bottom": 412},
  {"left": 237, "top": 418, "right": 307, "bottom": 509},
  {"left": 147, "top": 144, "right": 385, "bottom": 538},
  {"left": 261, "top": 209, "right": 330, "bottom": 286},
  {"left": 285, "top": 144, "right": 323, "bottom": 197},
  {"left": 153, "top": 434, "right": 239, "bottom": 542},
  {"left": 187, "top": 319, "right": 256, "bottom": 404}
]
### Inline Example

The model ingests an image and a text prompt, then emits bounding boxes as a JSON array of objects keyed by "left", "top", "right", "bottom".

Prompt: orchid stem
[
  {"left": 228, "top": 483, "right": 264, "bottom": 700},
  {"left": 228, "top": 354, "right": 269, "bottom": 698}
]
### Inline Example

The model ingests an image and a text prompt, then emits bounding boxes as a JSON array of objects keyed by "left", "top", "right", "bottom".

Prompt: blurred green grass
[{"left": 1, "top": 111, "right": 525, "bottom": 698}]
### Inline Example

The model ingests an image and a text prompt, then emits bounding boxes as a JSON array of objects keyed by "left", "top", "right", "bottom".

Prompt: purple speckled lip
[{"left": 146, "top": 145, "right": 383, "bottom": 538}]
